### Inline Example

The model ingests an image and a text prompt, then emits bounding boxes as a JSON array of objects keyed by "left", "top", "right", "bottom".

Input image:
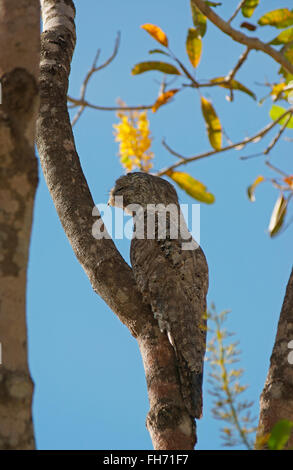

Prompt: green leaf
[
  {"left": 279, "top": 44, "right": 293, "bottom": 80},
  {"left": 269, "top": 105, "right": 293, "bottom": 128},
  {"left": 211, "top": 77, "right": 256, "bottom": 100},
  {"left": 242, "top": 0, "right": 259, "bottom": 18},
  {"left": 166, "top": 171, "right": 215, "bottom": 204},
  {"left": 258, "top": 9, "right": 293, "bottom": 29},
  {"left": 268, "top": 420, "right": 293, "bottom": 449},
  {"left": 190, "top": 1, "right": 207, "bottom": 37},
  {"left": 201, "top": 97, "right": 222, "bottom": 150},
  {"left": 132, "top": 61, "right": 181, "bottom": 76},
  {"left": 268, "top": 194, "right": 287, "bottom": 237},
  {"left": 270, "top": 27, "right": 293, "bottom": 45},
  {"left": 186, "top": 28, "right": 202, "bottom": 68},
  {"left": 148, "top": 49, "right": 170, "bottom": 56}
]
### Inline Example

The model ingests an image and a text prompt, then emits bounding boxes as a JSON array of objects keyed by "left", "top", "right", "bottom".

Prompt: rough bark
[
  {"left": 257, "top": 267, "right": 293, "bottom": 447},
  {"left": 0, "top": 0, "right": 40, "bottom": 449},
  {"left": 37, "top": 0, "right": 197, "bottom": 450}
]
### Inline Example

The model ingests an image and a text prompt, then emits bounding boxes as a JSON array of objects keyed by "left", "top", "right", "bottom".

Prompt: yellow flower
[{"left": 113, "top": 104, "right": 154, "bottom": 172}]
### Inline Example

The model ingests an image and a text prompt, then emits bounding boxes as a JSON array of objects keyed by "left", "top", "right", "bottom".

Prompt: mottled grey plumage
[{"left": 109, "top": 172, "right": 209, "bottom": 418}]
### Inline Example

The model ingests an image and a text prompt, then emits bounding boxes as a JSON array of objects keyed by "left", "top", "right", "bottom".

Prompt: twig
[
  {"left": 166, "top": 46, "right": 199, "bottom": 88},
  {"left": 241, "top": 113, "right": 292, "bottom": 159},
  {"left": 226, "top": 47, "right": 250, "bottom": 82},
  {"left": 71, "top": 105, "right": 86, "bottom": 126},
  {"left": 191, "top": 0, "right": 293, "bottom": 75},
  {"left": 222, "top": 127, "right": 234, "bottom": 146},
  {"left": 70, "top": 33, "right": 121, "bottom": 125},
  {"left": 240, "top": 152, "right": 263, "bottom": 160},
  {"left": 158, "top": 107, "right": 293, "bottom": 175},
  {"left": 182, "top": 47, "right": 250, "bottom": 99},
  {"left": 68, "top": 96, "right": 153, "bottom": 112},
  {"left": 224, "top": 47, "right": 250, "bottom": 101},
  {"left": 264, "top": 114, "right": 292, "bottom": 155},
  {"left": 68, "top": 33, "right": 153, "bottom": 123},
  {"left": 228, "top": 0, "right": 247, "bottom": 24},
  {"left": 265, "top": 160, "right": 288, "bottom": 177}
]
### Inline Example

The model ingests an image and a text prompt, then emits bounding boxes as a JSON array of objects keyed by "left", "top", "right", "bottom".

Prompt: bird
[{"left": 108, "top": 172, "right": 209, "bottom": 418}]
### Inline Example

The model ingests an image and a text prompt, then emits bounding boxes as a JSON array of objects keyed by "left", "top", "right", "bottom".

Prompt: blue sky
[{"left": 27, "top": 0, "right": 292, "bottom": 450}]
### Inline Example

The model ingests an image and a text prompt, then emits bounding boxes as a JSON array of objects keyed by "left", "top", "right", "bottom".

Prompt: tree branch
[
  {"left": 70, "top": 32, "right": 121, "bottom": 125},
  {"left": 158, "top": 107, "right": 293, "bottom": 175},
  {"left": 67, "top": 96, "right": 153, "bottom": 112},
  {"left": 257, "top": 267, "right": 293, "bottom": 448},
  {"left": 191, "top": 0, "right": 293, "bottom": 75},
  {"left": 228, "top": 0, "right": 246, "bottom": 24},
  {"left": 0, "top": 0, "right": 40, "bottom": 450},
  {"left": 182, "top": 46, "right": 250, "bottom": 101},
  {"left": 67, "top": 31, "right": 153, "bottom": 123},
  {"left": 226, "top": 46, "right": 250, "bottom": 82},
  {"left": 37, "top": 0, "right": 196, "bottom": 450}
]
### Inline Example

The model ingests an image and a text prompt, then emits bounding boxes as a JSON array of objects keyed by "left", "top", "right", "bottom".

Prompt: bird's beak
[
  {"left": 108, "top": 189, "right": 124, "bottom": 209},
  {"left": 107, "top": 190, "right": 114, "bottom": 207}
]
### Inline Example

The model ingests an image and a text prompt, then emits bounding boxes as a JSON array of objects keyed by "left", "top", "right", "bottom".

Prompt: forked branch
[{"left": 38, "top": 0, "right": 197, "bottom": 450}]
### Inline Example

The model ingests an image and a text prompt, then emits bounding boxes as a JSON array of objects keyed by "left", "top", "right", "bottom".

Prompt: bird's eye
[{"left": 115, "top": 187, "right": 124, "bottom": 194}]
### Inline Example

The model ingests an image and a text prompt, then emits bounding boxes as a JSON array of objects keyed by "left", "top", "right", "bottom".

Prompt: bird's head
[{"left": 108, "top": 172, "right": 178, "bottom": 213}]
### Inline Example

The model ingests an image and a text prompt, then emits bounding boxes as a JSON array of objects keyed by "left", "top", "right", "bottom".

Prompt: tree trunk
[
  {"left": 257, "top": 267, "right": 293, "bottom": 447},
  {"left": 0, "top": 0, "right": 40, "bottom": 449},
  {"left": 36, "top": 0, "right": 197, "bottom": 449}
]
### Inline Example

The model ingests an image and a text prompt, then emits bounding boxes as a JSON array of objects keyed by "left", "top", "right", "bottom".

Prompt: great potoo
[{"left": 108, "top": 172, "right": 209, "bottom": 418}]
